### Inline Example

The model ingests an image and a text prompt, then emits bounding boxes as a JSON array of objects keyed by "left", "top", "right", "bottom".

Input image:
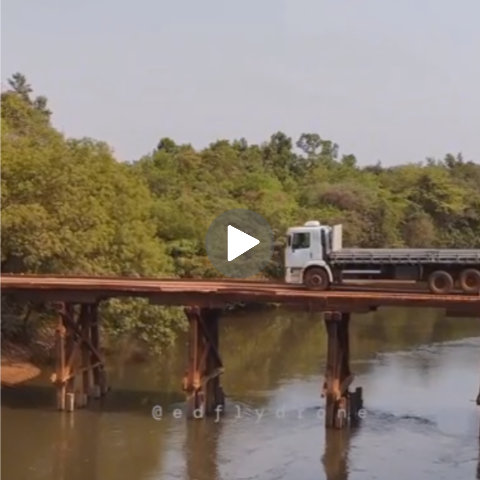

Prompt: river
[{"left": 2, "top": 307, "right": 480, "bottom": 480}]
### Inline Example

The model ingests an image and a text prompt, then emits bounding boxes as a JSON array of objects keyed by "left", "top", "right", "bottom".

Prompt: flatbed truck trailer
[{"left": 285, "top": 221, "right": 480, "bottom": 294}]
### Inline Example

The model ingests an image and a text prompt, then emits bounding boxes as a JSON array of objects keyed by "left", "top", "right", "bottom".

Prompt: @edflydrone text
[{"left": 151, "top": 404, "right": 367, "bottom": 422}]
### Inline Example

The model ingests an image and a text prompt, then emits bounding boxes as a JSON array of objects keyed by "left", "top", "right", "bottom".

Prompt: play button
[
  {"left": 228, "top": 226, "right": 260, "bottom": 261},
  {"left": 205, "top": 209, "right": 275, "bottom": 278}
]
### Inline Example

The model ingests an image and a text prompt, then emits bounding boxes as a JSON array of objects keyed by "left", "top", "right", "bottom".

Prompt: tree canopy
[{"left": 2, "top": 73, "right": 479, "bottom": 350}]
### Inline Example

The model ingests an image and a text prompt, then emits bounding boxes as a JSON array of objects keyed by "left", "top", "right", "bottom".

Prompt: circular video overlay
[{"left": 205, "top": 209, "right": 275, "bottom": 279}]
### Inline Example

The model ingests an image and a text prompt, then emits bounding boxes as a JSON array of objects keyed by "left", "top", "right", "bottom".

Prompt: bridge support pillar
[
  {"left": 182, "top": 307, "right": 225, "bottom": 418},
  {"left": 52, "top": 302, "right": 108, "bottom": 411},
  {"left": 323, "top": 311, "right": 363, "bottom": 429}
]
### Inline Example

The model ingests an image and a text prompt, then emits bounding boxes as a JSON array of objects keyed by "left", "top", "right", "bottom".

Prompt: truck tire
[
  {"left": 427, "top": 270, "right": 454, "bottom": 294},
  {"left": 304, "top": 267, "right": 329, "bottom": 291},
  {"left": 459, "top": 268, "right": 480, "bottom": 294}
]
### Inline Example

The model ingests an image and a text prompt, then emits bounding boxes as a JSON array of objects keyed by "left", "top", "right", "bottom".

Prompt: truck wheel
[
  {"left": 459, "top": 268, "right": 480, "bottom": 294},
  {"left": 427, "top": 270, "right": 454, "bottom": 294},
  {"left": 304, "top": 267, "right": 329, "bottom": 291}
]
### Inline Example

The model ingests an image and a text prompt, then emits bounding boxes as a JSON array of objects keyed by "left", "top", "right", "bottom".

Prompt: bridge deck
[{"left": 1, "top": 275, "right": 479, "bottom": 312}]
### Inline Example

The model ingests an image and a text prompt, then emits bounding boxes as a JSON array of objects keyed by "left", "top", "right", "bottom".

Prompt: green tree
[{"left": 2, "top": 72, "right": 480, "bottom": 351}]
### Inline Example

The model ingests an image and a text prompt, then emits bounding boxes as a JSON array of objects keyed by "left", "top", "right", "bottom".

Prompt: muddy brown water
[{"left": 2, "top": 307, "right": 480, "bottom": 480}]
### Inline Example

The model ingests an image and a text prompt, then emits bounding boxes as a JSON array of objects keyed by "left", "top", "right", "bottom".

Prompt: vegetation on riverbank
[{"left": 2, "top": 73, "right": 480, "bottom": 361}]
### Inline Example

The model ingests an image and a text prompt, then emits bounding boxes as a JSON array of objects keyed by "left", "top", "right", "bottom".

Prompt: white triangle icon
[{"left": 227, "top": 225, "right": 260, "bottom": 261}]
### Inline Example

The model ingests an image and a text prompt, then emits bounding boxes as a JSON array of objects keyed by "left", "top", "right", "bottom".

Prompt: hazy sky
[{"left": 2, "top": 0, "right": 479, "bottom": 164}]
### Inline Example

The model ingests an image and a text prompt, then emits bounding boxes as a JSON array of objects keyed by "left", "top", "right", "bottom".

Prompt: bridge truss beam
[
  {"left": 52, "top": 302, "right": 108, "bottom": 411},
  {"left": 182, "top": 307, "right": 225, "bottom": 418}
]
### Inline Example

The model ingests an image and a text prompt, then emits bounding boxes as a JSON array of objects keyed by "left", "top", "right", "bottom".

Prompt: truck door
[{"left": 287, "top": 231, "right": 312, "bottom": 269}]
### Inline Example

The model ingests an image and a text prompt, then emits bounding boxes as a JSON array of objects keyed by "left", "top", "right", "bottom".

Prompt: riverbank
[
  {"left": 0, "top": 330, "right": 140, "bottom": 387},
  {"left": 0, "top": 324, "right": 169, "bottom": 387},
  {"left": 1, "top": 353, "right": 41, "bottom": 386},
  {"left": 1, "top": 335, "right": 51, "bottom": 386}
]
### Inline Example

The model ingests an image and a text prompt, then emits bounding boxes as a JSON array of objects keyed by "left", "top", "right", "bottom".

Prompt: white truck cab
[{"left": 285, "top": 221, "right": 341, "bottom": 290}]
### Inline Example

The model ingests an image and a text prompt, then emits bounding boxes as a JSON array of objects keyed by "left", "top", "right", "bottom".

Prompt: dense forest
[{"left": 2, "top": 73, "right": 480, "bottom": 352}]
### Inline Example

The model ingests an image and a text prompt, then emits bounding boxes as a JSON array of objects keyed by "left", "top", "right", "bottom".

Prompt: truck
[{"left": 284, "top": 221, "right": 480, "bottom": 294}]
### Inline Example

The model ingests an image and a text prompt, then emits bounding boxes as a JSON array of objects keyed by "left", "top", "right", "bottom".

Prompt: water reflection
[
  {"left": 184, "top": 420, "right": 222, "bottom": 480},
  {"left": 478, "top": 436, "right": 480, "bottom": 480},
  {"left": 52, "top": 415, "right": 99, "bottom": 480},
  {"left": 322, "top": 428, "right": 356, "bottom": 480},
  {"left": 2, "top": 307, "right": 480, "bottom": 480}
]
